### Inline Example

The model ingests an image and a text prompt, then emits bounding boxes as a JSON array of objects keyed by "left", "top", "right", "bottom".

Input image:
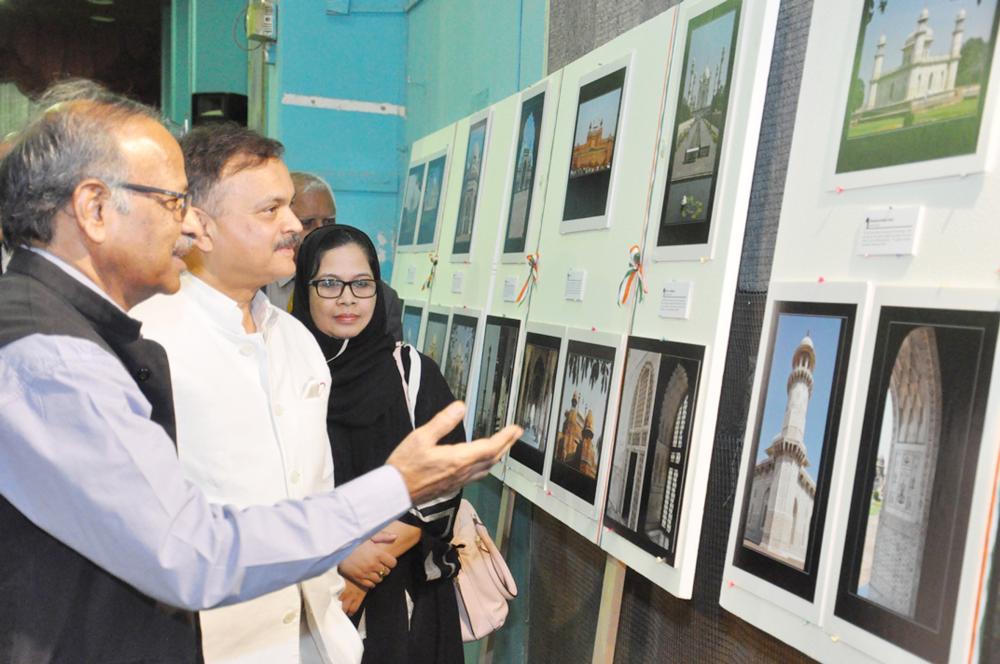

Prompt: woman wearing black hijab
[{"left": 292, "top": 225, "right": 465, "bottom": 664}]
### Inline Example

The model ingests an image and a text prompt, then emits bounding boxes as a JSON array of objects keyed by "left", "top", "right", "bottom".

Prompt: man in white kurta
[{"left": 133, "top": 125, "right": 366, "bottom": 663}]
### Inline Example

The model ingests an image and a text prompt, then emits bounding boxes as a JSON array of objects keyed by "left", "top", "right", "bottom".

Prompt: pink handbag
[
  {"left": 392, "top": 344, "right": 517, "bottom": 641},
  {"left": 451, "top": 498, "right": 518, "bottom": 642}
]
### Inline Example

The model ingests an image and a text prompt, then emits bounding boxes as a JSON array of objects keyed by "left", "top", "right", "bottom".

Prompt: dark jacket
[{"left": 0, "top": 250, "right": 201, "bottom": 663}]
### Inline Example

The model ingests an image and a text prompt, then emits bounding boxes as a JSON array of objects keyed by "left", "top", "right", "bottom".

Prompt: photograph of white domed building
[
  {"left": 743, "top": 314, "right": 843, "bottom": 571},
  {"left": 839, "top": 0, "right": 998, "bottom": 169}
]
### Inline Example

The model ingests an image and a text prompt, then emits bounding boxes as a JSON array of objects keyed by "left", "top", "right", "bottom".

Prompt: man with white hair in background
[{"left": 267, "top": 170, "right": 403, "bottom": 340}]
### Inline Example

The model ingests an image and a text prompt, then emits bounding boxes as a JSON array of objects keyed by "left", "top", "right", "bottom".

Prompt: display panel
[
  {"left": 657, "top": 0, "right": 741, "bottom": 247},
  {"left": 416, "top": 154, "right": 448, "bottom": 246},
  {"left": 503, "top": 89, "right": 546, "bottom": 255},
  {"left": 443, "top": 313, "right": 479, "bottom": 401},
  {"left": 423, "top": 311, "right": 449, "bottom": 366},
  {"left": 397, "top": 162, "right": 426, "bottom": 247},
  {"left": 561, "top": 66, "right": 627, "bottom": 228},
  {"left": 836, "top": 306, "right": 998, "bottom": 663},
  {"left": 402, "top": 304, "right": 423, "bottom": 347},
  {"left": 510, "top": 331, "right": 562, "bottom": 474},
  {"left": 604, "top": 337, "right": 705, "bottom": 565},
  {"left": 472, "top": 316, "right": 521, "bottom": 439},
  {"left": 835, "top": 0, "right": 1000, "bottom": 175},
  {"left": 550, "top": 339, "right": 618, "bottom": 503},
  {"left": 452, "top": 118, "right": 489, "bottom": 256},
  {"left": 733, "top": 301, "right": 855, "bottom": 599}
]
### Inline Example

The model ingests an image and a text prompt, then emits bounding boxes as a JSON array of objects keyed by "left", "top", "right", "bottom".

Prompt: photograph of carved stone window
[
  {"left": 562, "top": 67, "right": 626, "bottom": 225},
  {"left": 422, "top": 311, "right": 449, "bottom": 367},
  {"left": 836, "top": 306, "right": 998, "bottom": 663},
  {"left": 734, "top": 301, "right": 855, "bottom": 599},
  {"left": 397, "top": 162, "right": 426, "bottom": 247},
  {"left": 510, "top": 332, "right": 561, "bottom": 474},
  {"left": 472, "top": 317, "right": 521, "bottom": 439},
  {"left": 443, "top": 314, "right": 478, "bottom": 401},
  {"left": 452, "top": 118, "right": 488, "bottom": 256},
  {"left": 416, "top": 154, "right": 447, "bottom": 246},
  {"left": 836, "top": 0, "right": 1000, "bottom": 174},
  {"left": 657, "top": 0, "right": 741, "bottom": 247},
  {"left": 604, "top": 337, "right": 704, "bottom": 565},
  {"left": 550, "top": 340, "right": 617, "bottom": 503},
  {"left": 504, "top": 89, "right": 545, "bottom": 254}
]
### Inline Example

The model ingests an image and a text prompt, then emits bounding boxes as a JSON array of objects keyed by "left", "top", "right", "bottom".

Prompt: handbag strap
[{"left": 392, "top": 342, "right": 421, "bottom": 429}]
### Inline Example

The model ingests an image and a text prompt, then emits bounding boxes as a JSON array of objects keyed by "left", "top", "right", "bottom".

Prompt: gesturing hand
[{"left": 386, "top": 402, "right": 522, "bottom": 504}]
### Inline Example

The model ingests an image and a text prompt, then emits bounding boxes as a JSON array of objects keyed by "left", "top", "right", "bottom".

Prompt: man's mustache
[{"left": 275, "top": 233, "right": 300, "bottom": 251}]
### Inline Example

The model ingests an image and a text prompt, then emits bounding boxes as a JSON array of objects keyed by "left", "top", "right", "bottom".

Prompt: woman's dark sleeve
[{"left": 403, "top": 350, "right": 466, "bottom": 581}]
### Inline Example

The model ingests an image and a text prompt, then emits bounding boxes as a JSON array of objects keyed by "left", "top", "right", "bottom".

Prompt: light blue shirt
[{"left": 0, "top": 255, "right": 412, "bottom": 612}]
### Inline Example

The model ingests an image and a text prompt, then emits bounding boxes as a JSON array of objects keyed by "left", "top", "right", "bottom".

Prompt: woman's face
[{"left": 308, "top": 243, "right": 378, "bottom": 339}]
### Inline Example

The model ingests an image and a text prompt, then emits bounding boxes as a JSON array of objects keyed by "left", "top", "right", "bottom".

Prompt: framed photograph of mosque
[
  {"left": 733, "top": 300, "right": 857, "bottom": 601},
  {"left": 656, "top": 0, "right": 741, "bottom": 248},
  {"left": 422, "top": 308, "right": 450, "bottom": 368},
  {"left": 472, "top": 316, "right": 521, "bottom": 439},
  {"left": 549, "top": 337, "right": 620, "bottom": 504},
  {"left": 560, "top": 55, "right": 632, "bottom": 233},
  {"left": 834, "top": 301, "right": 999, "bottom": 663},
  {"left": 396, "top": 162, "right": 427, "bottom": 248},
  {"left": 604, "top": 337, "right": 705, "bottom": 565},
  {"left": 503, "top": 82, "right": 548, "bottom": 256},
  {"left": 443, "top": 312, "right": 480, "bottom": 403},
  {"left": 829, "top": 0, "right": 1000, "bottom": 188},
  {"left": 413, "top": 151, "right": 449, "bottom": 249},
  {"left": 451, "top": 113, "right": 491, "bottom": 260},
  {"left": 402, "top": 304, "right": 424, "bottom": 348},
  {"left": 510, "top": 328, "right": 565, "bottom": 475}
]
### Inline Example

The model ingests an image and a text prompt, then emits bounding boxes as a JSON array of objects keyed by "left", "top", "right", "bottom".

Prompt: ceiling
[{"left": 0, "top": 0, "right": 164, "bottom": 105}]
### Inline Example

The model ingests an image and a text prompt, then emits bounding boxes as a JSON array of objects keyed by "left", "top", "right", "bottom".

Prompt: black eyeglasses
[
  {"left": 118, "top": 182, "right": 192, "bottom": 218},
  {"left": 308, "top": 277, "right": 377, "bottom": 299}
]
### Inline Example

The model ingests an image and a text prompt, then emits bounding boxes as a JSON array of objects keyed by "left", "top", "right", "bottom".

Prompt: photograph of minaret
[
  {"left": 452, "top": 118, "right": 488, "bottom": 255},
  {"left": 504, "top": 90, "right": 545, "bottom": 253},
  {"left": 837, "top": 0, "right": 999, "bottom": 173},
  {"left": 397, "top": 162, "right": 426, "bottom": 247},
  {"left": 657, "top": 0, "right": 740, "bottom": 247},
  {"left": 444, "top": 314, "right": 478, "bottom": 402},
  {"left": 742, "top": 310, "right": 844, "bottom": 571}
]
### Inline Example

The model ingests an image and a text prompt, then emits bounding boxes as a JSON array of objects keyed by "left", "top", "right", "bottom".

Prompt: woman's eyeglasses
[{"left": 308, "top": 278, "right": 377, "bottom": 299}]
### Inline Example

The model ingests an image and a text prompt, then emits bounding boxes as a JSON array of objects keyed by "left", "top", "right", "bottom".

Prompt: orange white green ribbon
[
  {"left": 515, "top": 253, "right": 540, "bottom": 306},
  {"left": 617, "top": 244, "right": 647, "bottom": 306},
  {"left": 420, "top": 253, "right": 438, "bottom": 291}
]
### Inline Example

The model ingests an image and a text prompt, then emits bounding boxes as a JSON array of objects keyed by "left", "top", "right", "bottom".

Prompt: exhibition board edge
[
  {"left": 718, "top": 280, "right": 873, "bottom": 638},
  {"left": 815, "top": 0, "right": 1000, "bottom": 192},
  {"left": 618, "top": 0, "right": 782, "bottom": 599},
  {"left": 819, "top": 285, "right": 1000, "bottom": 664}
]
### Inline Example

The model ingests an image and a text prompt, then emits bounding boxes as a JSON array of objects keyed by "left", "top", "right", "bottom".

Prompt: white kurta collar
[{"left": 182, "top": 273, "right": 279, "bottom": 335}]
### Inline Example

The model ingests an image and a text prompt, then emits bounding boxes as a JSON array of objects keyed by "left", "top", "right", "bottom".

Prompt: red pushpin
[
  {"left": 818, "top": 276, "right": 825, "bottom": 284},
  {"left": 728, "top": 580, "right": 736, "bottom": 588},
  {"left": 835, "top": 186, "right": 844, "bottom": 194}
]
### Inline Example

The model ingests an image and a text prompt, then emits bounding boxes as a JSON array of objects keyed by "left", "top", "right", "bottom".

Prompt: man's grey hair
[
  {"left": 0, "top": 79, "right": 159, "bottom": 249},
  {"left": 290, "top": 171, "right": 335, "bottom": 204}
]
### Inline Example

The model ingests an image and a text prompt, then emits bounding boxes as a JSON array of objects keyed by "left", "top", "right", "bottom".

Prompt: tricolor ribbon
[
  {"left": 617, "top": 244, "right": 647, "bottom": 306},
  {"left": 515, "top": 253, "right": 540, "bottom": 306},
  {"left": 420, "top": 253, "right": 439, "bottom": 291}
]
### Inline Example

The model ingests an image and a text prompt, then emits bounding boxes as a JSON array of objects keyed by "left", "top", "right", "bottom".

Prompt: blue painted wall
[
  {"left": 162, "top": 0, "right": 248, "bottom": 128},
  {"left": 405, "top": 0, "right": 547, "bottom": 144},
  {"left": 272, "top": 1, "right": 407, "bottom": 280}
]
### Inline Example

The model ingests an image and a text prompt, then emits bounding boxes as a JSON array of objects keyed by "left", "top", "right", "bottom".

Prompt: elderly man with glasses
[
  {"left": 265, "top": 171, "right": 403, "bottom": 341},
  {"left": 0, "top": 80, "right": 518, "bottom": 664}
]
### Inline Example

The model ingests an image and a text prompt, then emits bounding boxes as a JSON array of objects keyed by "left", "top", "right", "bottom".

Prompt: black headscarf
[{"left": 292, "top": 225, "right": 398, "bottom": 427}]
